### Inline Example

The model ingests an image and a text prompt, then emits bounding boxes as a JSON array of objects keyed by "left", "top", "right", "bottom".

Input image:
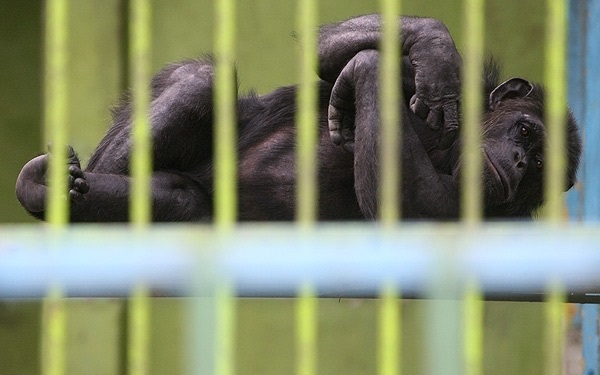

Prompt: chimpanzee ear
[{"left": 488, "top": 78, "right": 533, "bottom": 110}]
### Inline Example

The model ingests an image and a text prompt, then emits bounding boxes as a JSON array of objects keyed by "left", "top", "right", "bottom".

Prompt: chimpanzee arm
[
  {"left": 319, "top": 14, "right": 461, "bottom": 148},
  {"left": 332, "top": 50, "right": 458, "bottom": 219}
]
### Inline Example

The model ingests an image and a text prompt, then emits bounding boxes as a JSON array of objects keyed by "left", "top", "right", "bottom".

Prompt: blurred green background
[{"left": 0, "top": 0, "right": 557, "bottom": 374}]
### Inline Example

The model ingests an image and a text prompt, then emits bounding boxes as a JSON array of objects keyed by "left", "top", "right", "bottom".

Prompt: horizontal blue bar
[{"left": 0, "top": 224, "right": 599, "bottom": 299}]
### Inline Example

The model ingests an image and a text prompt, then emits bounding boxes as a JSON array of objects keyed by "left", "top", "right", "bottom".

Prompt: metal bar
[
  {"left": 581, "top": 3, "right": 600, "bottom": 221},
  {"left": 460, "top": 2, "right": 485, "bottom": 373},
  {"left": 211, "top": 1, "right": 238, "bottom": 375},
  {"left": 128, "top": 284, "right": 150, "bottom": 375},
  {"left": 568, "top": 1, "right": 600, "bottom": 373},
  {"left": 295, "top": 2, "right": 319, "bottom": 372},
  {"left": 44, "top": 0, "right": 69, "bottom": 226},
  {"left": 566, "top": 0, "right": 585, "bottom": 220},
  {"left": 42, "top": 0, "right": 69, "bottom": 373},
  {"left": 461, "top": 0, "right": 484, "bottom": 223},
  {"left": 378, "top": 283, "right": 400, "bottom": 375},
  {"left": 296, "top": 284, "right": 317, "bottom": 375},
  {"left": 582, "top": 304, "right": 600, "bottom": 375},
  {"left": 582, "top": 0, "right": 600, "bottom": 371},
  {"left": 295, "top": 0, "right": 318, "bottom": 226},
  {"left": 378, "top": 0, "right": 401, "bottom": 223},
  {"left": 127, "top": 1, "right": 152, "bottom": 374},
  {"left": 214, "top": 0, "right": 237, "bottom": 227},
  {"left": 41, "top": 285, "right": 66, "bottom": 375},
  {"left": 545, "top": 0, "right": 568, "bottom": 222},
  {"left": 463, "top": 281, "right": 483, "bottom": 375},
  {"left": 545, "top": 284, "right": 566, "bottom": 375},
  {"left": 377, "top": 1, "right": 402, "bottom": 373},
  {"left": 3, "top": 225, "right": 600, "bottom": 299},
  {"left": 128, "top": 0, "right": 152, "bottom": 226},
  {"left": 215, "top": 284, "right": 235, "bottom": 375}
]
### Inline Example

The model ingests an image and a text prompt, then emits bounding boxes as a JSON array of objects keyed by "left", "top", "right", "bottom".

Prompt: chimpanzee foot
[{"left": 65, "top": 145, "right": 89, "bottom": 199}]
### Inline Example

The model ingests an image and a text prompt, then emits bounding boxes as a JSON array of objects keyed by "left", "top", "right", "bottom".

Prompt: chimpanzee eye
[
  {"left": 520, "top": 124, "right": 530, "bottom": 137},
  {"left": 536, "top": 159, "right": 543, "bottom": 169}
]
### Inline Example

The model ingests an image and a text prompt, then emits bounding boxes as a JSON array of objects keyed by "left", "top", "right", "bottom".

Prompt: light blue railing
[{"left": 3, "top": 0, "right": 600, "bottom": 374}]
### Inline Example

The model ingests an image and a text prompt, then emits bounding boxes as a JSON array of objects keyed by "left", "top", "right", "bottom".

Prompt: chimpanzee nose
[{"left": 513, "top": 148, "right": 527, "bottom": 169}]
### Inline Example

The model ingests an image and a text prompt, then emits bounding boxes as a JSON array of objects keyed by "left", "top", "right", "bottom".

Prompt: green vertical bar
[
  {"left": 216, "top": 284, "right": 235, "bottom": 375},
  {"left": 297, "top": 284, "right": 317, "bottom": 375},
  {"left": 463, "top": 281, "right": 483, "bottom": 375},
  {"left": 129, "top": 284, "right": 150, "bottom": 375},
  {"left": 378, "top": 0, "right": 401, "bottom": 224},
  {"left": 544, "top": 0, "right": 567, "bottom": 222},
  {"left": 545, "top": 284, "right": 565, "bottom": 375},
  {"left": 214, "top": 1, "right": 237, "bottom": 375},
  {"left": 378, "top": 283, "right": 400, "bottom": 375},
  {"left": 129, "top": 0, "right": 152, "bottom": 225},
  {"left": 43, "top": 0, "right": 68, "bottom": 374},
  {"left": 461, "top": 0, "right": 484, "bottom": 223},
  {"left": 295, "top": 0, "right": 318, "bottom": 226},
  {"left": 42, "top": 285, "right": 66, "bottom": 375},
  {"left": 214, "top": 0, "right": 237, "bottom": 227},
  {"left": 128, "top": 0, "right": 152, "bottom": 374},
  {"left": 45, "top": 0, "right": 69, "bottom": 226}
]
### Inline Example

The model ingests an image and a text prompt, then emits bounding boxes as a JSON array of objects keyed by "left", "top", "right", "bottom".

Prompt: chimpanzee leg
[
  {"left": 84, "top": 59, "right": 217, "bottom": 221},
  {"left": 16, "top": 59, "right": 217, "bottom": 222}
]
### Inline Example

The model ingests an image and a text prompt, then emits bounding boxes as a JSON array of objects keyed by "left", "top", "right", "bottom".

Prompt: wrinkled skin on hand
[{"left": 318, "top": 14, "right": 461, "bottom": 151}]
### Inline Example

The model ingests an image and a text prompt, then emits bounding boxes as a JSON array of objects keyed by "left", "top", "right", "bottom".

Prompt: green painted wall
[{"left": 0, "top": 0, "right": 554, "bottom": 374}]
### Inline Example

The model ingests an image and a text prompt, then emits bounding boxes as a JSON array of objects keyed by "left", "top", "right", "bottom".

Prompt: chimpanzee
[{"left": 15, "top": 14, "right": 581, "bottom": 222}]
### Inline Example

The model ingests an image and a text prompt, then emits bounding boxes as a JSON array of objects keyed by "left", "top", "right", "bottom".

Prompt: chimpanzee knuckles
[{"left": 488, "top": 78, "right": 533, "bottom": 110}]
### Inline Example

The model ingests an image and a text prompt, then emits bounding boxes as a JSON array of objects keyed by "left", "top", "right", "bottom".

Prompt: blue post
[{"left": 568, "top": 1, "right": 600, "bottom": 375}]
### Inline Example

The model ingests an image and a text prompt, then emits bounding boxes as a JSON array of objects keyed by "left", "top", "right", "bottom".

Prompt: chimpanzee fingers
[
  {"left": 411, "top": 95, "right": 449, "bottom": 132},
  {"left": 328, "top": 61, "right": 358, "bottom": 151},
  {"left": 343, "top": 140, "right": 355, "bottom": 153},
  {"left": 328, "top": 105, "right": 356, "bottom": 153},
  {"left": 328, "top": 104, "right": 344, "bottom": 146},
  {"left": 425, "top": 109, "right": 443, "bottom": 132},
  {"left": 409, "top": 95, "right": 430, "bottom": 121},
  {"left": 436, "top": 102, "right": 459, "bottom": 149}
]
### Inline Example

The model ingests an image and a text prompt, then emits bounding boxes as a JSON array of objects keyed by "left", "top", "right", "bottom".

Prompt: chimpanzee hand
[
  {"left": 402, "top": 17, "right": 461, "bottom": 149},
  {"left": 319, "top": 14, "right": 461, "bottom": 149},
  {"left": 327, "top": 50, "right": 379, "bottom": 154}
]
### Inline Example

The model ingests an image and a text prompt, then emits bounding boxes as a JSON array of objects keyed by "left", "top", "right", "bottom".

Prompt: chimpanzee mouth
[{"left": 483, "top": 151, "right": 509, "bottom": 201}]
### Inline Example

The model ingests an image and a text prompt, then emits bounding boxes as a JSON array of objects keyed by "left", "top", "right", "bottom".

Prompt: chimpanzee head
[{"left": 480, "top": 73, "right": 581, "bottom": 218}]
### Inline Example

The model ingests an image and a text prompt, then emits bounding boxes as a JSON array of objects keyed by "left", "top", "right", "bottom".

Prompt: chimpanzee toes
[
  {"left": 73, "top": 178, "right": 89, "bottom": 194},
  {"left": 47, "top": 143, "right": 82, "bottom": 167},
  {"left": 66, "top": 145, "right": 81, "bottom": 166},
  {"left": 69, "top": 189, "right": 82, "bottom": 200},
  {"left": 67, "top": 164, "right": 88, "bottom": 196},
  {"left": 68, "top": 164, "right": 85, "bottom": 179}
]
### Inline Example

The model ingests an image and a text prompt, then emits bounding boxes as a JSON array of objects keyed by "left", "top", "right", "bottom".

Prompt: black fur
[{"left": 15, "top": 15, "right": 580, "bottom": 222}]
